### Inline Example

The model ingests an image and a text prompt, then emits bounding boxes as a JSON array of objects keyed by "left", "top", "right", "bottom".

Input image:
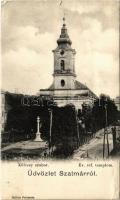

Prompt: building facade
[{"left": 40, "top": 18, "right": 97, "bottom": 109}]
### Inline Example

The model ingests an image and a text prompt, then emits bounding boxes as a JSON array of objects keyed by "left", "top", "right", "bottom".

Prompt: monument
[{"left": 34, "top": 116, "right": 44, "bottom": 142}]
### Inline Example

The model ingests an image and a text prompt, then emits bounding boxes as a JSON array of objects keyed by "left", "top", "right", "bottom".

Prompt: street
[{"left": 73, "top": 127, "right": 114, "bottom": 159}]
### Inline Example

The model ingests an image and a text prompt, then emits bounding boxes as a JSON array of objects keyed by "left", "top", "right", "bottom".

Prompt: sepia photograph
[
  {"left": 1, "top": 0, "right": 120, "bottom": 162},
  {"left": 1, "top": 0, "right": 120, "bottom": 199}
]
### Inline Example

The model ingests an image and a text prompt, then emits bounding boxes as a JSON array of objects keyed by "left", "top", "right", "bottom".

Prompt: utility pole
[
  {"left": 105, "top": 103, "right": 109, "bottom": 157},
  {"left": 48, "top": 109, "right": 53, "bottom": 156},
  {"left": 102, "top": 99, "right": 109, "bottom": 158},
  {"left": 75, "top": 109, "right": 80, "bottom": 147}
]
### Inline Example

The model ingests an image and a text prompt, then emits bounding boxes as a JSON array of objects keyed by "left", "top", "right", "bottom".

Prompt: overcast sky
[{"left": 2, "top": 0, "right": 119, "bottom": 98}]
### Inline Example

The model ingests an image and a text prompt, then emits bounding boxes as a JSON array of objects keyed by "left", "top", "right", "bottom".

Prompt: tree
[{"left": 92, "top": 94, "right": 118, "bottom": 131}]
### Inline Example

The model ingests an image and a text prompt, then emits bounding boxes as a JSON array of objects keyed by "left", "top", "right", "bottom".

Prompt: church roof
[
  {"left": 48, "top": 83, "right": 54, "bottom": 90},
  {"left": 74, "top": 80, "right": 88, "bottom": 90},
  {"left": 74, "top": 81, "right": 97, "bottom": 98}
]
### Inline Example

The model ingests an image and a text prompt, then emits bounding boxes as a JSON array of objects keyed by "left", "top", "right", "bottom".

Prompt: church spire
[{"left": 57, "top": 17, "right": 72, "bottom": 46}]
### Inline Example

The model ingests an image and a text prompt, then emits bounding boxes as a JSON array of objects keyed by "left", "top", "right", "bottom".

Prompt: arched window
[
  {"left": 60, "top": 60, "right": 65, "bottom": 71},
  {"left": 61, "top": 79, "right": 65, "bottom": 87}
]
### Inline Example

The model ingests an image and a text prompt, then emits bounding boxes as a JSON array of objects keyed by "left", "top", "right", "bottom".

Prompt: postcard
[{"left": 1, "top": 0, "right": 120, "bottom": 199}]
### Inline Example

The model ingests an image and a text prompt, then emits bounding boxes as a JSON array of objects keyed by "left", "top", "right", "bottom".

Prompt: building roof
[{"left": 74, "top": 80, "right": 88, "bottom": 90}]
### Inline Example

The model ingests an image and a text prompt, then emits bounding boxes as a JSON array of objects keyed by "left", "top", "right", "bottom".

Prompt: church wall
[
  {"left": 63, "top": 50, "right": 75, "bottom": 72},
  {"left": 53, "top": 49, "right": 75, "bottom": 72},
  {"left": 54, "top": 75, "right": 75, "bottom": 90},
  {"left": 53, "top": 89, "right": 89, "bottom": 96},
  {"left": 54, "top": 98, "right": 93, "bottom": 109},
  {"left": 54, "top": 51, "right": 60, "bottom": 71},
  {"left": 40, "top": 90, "right": 54, "bottom": 96},
  {"left": 40, "top": 89, "right": 89, "bottom": 97}
]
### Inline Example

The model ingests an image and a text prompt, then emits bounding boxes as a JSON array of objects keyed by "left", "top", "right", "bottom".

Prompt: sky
[{"left": 1, "top": 0, "right": 119, "bottom": 98}]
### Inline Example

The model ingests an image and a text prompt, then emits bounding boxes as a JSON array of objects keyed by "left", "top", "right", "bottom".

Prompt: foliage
[
  {"left": 78, "top": 94, "right": 118, "bottom": 133},
  {"left": 4, "top": 93, "right": 78, "bottom": 145},
  {"left": 3, "top": 93, "right": 118, "bottom": 148}
]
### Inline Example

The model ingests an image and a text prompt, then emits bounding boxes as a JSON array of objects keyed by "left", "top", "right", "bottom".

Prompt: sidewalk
[{"left": 1, "top": 140, "right": 48, "bottom": 151}]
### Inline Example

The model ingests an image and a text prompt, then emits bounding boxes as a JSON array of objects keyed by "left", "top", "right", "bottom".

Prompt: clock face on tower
[{"left": 60, "top": 50, "right": 64, "bottom": 55}]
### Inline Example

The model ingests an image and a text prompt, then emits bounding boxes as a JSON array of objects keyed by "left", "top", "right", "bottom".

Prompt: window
[
  {"left": 60, "top": 60, "right": 65, "bottom": 71},
  {"left": 61, "top": 80, "right": 65, "bottom": 87}
]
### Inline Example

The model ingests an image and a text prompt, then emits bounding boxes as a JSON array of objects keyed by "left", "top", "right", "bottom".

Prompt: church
[{"left": 40, "top": 18, "right": 97, "bottom": 109}]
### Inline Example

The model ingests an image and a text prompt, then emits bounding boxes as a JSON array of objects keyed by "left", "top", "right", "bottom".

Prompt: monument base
[{"left": 34, "top": 132, "right": 43, "bottom": 142}]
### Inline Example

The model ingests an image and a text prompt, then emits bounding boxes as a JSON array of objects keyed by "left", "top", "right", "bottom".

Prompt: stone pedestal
[{"left": 34, "top": 132, "right": 43, "bottom": 142}]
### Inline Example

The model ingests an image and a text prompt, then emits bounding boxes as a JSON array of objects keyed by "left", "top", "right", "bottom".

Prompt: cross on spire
[
  {"left": 63, "top": 16, "right": 65, "bottom": 24},
  {"left": 63, "top": 11, "right": 66, "bottom": 24}
]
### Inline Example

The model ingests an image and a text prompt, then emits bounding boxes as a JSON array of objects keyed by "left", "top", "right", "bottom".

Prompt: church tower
[
  {"left": 52, "top": 17, "right": 76, "bottom": 90},
  {"left": 40, "top": 17, "right": 97, "bottom": 108}
]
